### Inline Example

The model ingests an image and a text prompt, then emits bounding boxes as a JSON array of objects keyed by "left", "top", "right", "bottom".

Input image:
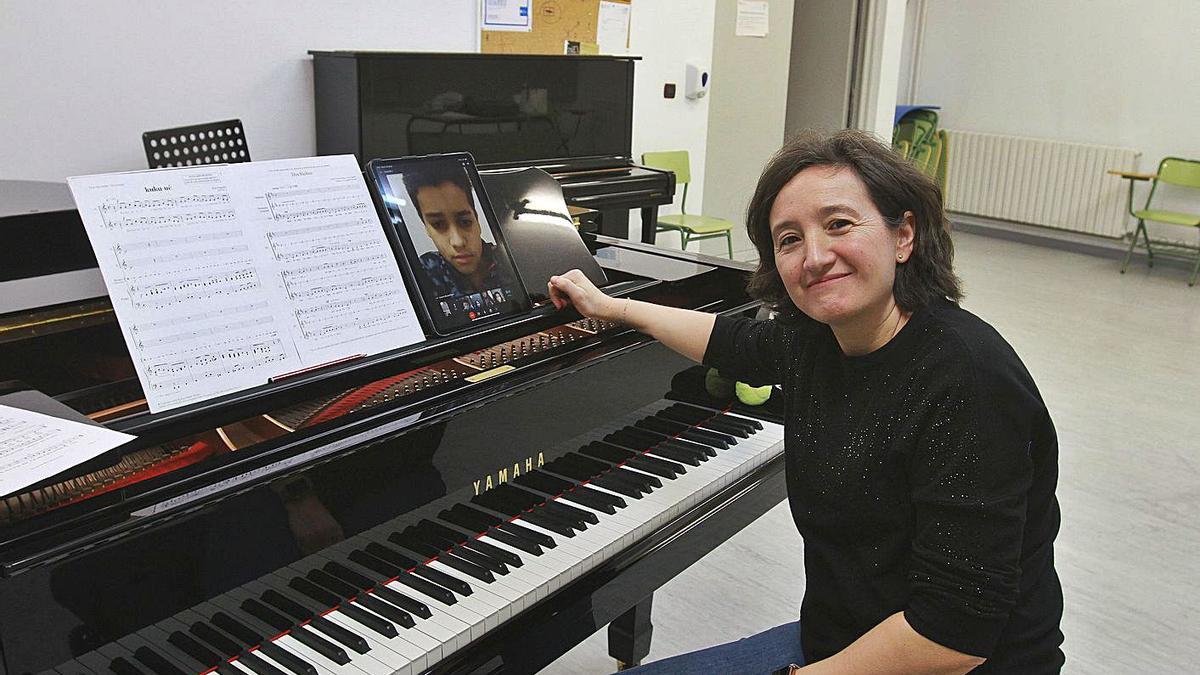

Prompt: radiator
[{"left": 944, "top": 129, "right": 1140, "bottom": 238}]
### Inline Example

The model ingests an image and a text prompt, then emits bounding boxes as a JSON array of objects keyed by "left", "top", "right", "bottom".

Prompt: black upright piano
[
  {"left": 0, "top": 179, "right": 785, "bottom": 674},
  {"left": 310, "top": 51, "right": 676, "bottom": 245}
]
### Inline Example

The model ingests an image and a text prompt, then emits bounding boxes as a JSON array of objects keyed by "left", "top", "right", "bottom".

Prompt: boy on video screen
[{"left": 402, "top": 164, "right": 516, "bottom": 299}]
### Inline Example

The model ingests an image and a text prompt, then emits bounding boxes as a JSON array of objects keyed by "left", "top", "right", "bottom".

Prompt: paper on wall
[
  {"left": 597, "top": 1, "right": 632, "bottom": 54},
  {"left": 736, "top": 0, "right": 769, "bottom": 37},
  {"left": 482, "top": 0, "right": 532, "bottom": 32}
]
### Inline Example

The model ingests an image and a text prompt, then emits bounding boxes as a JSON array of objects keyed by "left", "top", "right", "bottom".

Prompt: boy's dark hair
[
  {"left": 745, "top": 129, "right": 962, "bottom": 314},
  {"left": 402, "top": 163, "right": 477, "bottom": 220}
]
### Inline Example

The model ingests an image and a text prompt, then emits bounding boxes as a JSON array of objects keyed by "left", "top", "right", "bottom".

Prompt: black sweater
[{"left": 704, "top": 298, "right": 1064, "bottom": 672}]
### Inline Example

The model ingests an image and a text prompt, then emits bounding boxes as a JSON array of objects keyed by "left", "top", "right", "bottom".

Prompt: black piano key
[
  {"left": 609, "top": 464, "right": 662, "bottom": 490},
  {"left": 556, "top": 488, "right": 618, "bottom": 514},
  {"left": 417, "top": 518, "right": 467, "bottom": 544},
  {"left": 108, "top": 657, "right": 146, "bottom": 675},
  {"left": 131, "top": 648, "right": 185, "bottom": 675},
  {"left": 322, "top": 562, "right": 433, "bottom": 619},
  {"left": 108, "top": 657, "right": 145, "bottom": 675},
  {"left": 166, "top": 630, "right": 222, "bottom": 667},
  {"left": 304, "top": 568, "right": 357, "bottom": 600},
  {"left": 719, "top": 411, "right": 763, "bottom": 430},
  {"left": 394, "top": 570, "right": 460, "bottom": 605},
  {"left": 259, "top": 588, "right": 370, "bottom": 656},
  {"left": 643, "top": 413, "right": 734, "bottom": 444},
  {"left": 480, "top": 525, "right": 545, "bottom": 555},
  {"left": 453, "top": 542, "right": 510, "bottom": 574},
  {"left": 614, "top": 426, "right": 717, "bottom": 457},
  {"left": 657, "top": 406, "right": 751, "bottom": 436},
  {"left": 449, "top": 503, "right": 502, "bottom": 527},
  {"left": 365, "top": 541, "right": 420, "bottom": 570},
  {"left": 336, "top": 601, "right": 397, "bottom": 639},
  {"left": 240, "top": 597, "right": 293, "bottom": 631},
  {"left": 388, "top": 530, "right": 444, "bottom": 559},
  {"left": 356, "top": 593, "right": 416, "bottom": 629},
  {"left": 640, "top": 443, "right": 703, "bottom": 466},
  {"left": 520, "top": 509, "right": 577, "bottom": 537},
  {"left": 539, "top": 497, "right": 598, "bottom": 526},
  {"left": 395, "top": 529, "right": 498, "bottom": 583},
  {"left": 208, "top": 611, "right": 316, "bottom": 675},
  {"left": 188, "top": 621, "right": 242, "bottom": 658},
  {"left": 590, "top": 473, "right": 646, "bottom": 498},
  {"left": 636, "top": 416, "right": 731, "bottom": 448},
  {"left": 581, "top": 441, "right": 682, "bottom": 478},
  {"left": 288, "top": 575, "right": 341, "bottom": 608},
  {"left": 412, "top": 561, "right": 475, "bottom": 596},
  {"left": 460, "top": 537, "right": 521, "bottom": 568},
  {"left": 658, "top": 402, "right": 713, "bottom": 423},
  {"left": 349, "top": 548, "right": 404, "bottom": 578},
  {"left": 608, "top": 425, "right": 679, "bottom": 450},
  {"left": 658, "top": 435, "right": 718, "bottom": 458},
  {"left": 209, "top": 610, "right": 264, "bottom": 646}
]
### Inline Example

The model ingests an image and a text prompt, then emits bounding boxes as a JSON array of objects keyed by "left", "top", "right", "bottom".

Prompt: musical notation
[{"left": 67, "top": 156, "right": 425, "bottom": 413}]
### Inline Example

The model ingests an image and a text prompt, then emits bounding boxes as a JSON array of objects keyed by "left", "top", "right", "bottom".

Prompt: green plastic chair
[
  {"left": 1117, "top": 157, "right": 1200, "bottom": 286},
  {"left": 641, "top": 151, "right": 734, "bottom": 258}
]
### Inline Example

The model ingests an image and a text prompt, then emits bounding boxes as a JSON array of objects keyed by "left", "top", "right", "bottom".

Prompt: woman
[{"left": 548, "top": 130, "right": 1064, "bottom": 674}]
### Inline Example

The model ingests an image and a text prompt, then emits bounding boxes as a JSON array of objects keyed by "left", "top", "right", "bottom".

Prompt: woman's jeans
[{"left": 617, "top": 621, "right": 805, "bottom": 675}]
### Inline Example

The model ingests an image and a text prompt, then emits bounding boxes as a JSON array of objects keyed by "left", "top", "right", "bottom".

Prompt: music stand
[{"left": 142, "top": 119, "right": 250, "bottom": 169}]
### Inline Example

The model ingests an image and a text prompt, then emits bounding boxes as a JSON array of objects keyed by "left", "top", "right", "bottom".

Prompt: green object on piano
[
  {"left": 735, "top": 381, "right": 772, "bottom": 406},
  {"left": 705, "top": 368, "right": 735, "bottom": 400}
]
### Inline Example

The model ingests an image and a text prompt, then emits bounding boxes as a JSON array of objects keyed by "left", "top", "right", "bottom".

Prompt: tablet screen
[{"left": 369, "top": 154, "right": 529, "bottom": 335}]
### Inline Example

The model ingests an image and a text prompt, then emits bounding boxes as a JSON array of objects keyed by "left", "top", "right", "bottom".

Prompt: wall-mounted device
[{"left": 684, "top": 63, "right": 709, "bottom": 100}]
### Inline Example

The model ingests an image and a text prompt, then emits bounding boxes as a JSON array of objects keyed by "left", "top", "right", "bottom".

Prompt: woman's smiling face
[{"left": 769, "top": 165, "right": 913, "bottom": 328}]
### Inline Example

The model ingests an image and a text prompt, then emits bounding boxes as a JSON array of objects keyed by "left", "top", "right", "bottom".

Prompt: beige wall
[{"left": 695, "top": 0, "right": 796, "bottom": 260}]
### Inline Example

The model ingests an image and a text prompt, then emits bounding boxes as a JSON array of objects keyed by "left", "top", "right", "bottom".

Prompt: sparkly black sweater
[{"left": 704, "top": 298, "right": 1064, "bottom": 672}]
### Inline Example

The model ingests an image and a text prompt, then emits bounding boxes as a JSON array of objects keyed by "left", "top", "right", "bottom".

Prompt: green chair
[
  {"left": 641, "top": 150, "right": 735, "bottom": 258},
  {"left": 1115, "top": 157, "right": 1200, "bottom": 286}
]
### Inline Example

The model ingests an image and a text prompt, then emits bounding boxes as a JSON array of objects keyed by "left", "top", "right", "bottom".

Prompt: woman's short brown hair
[{"left": 745, "top": 129, "right": 962, "bottom": 314}]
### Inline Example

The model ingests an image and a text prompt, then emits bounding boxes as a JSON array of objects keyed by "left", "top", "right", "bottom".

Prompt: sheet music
[
  {"left": 68, "top": 156, "right": 424, "bottom": 413},
  {"left": 0, "top": 405, "right": 135, "bottom": 498}
]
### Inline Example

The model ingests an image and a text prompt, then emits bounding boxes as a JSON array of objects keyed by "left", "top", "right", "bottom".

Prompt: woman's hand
[{"left": 548, "top": 269, "right": 622, "bottom": 321}]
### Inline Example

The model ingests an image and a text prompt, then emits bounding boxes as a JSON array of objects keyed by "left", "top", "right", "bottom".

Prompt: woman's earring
[{"left": 897, "top": 254, "right": 905, "bottom": 262}]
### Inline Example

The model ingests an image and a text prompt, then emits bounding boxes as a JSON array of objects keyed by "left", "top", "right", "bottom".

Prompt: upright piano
[{"left": 0, "top": 180, "right": 785, "bottom": 674}]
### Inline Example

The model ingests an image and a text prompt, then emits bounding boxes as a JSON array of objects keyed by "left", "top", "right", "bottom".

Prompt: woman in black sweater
[{"left": 548, "top": 130, "right": 1064, "bottom": 674}]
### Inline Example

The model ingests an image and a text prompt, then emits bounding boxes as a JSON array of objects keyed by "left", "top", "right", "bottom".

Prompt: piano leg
[
  {"left": 640, "top": 206, "right": 660, "bottom": 244},
  {"left": 609, "top": 594, "right": 654, "bottom": 670}
]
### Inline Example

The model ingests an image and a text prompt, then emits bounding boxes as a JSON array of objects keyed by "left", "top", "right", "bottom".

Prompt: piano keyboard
[{"left": 47, "top": 401, "right": 783, "bottom": 675}]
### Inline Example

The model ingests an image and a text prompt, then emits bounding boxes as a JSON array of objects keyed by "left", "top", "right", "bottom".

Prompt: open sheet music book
[{"left": 68, "top": 155, "right": 425, "bottom": 414}]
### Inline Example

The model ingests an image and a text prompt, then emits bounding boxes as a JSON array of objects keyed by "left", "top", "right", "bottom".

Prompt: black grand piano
[{"left": 0, "top": 171, "right": 785, "bottom": 674}]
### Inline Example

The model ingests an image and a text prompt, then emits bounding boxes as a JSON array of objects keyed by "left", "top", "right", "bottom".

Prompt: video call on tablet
[{"left": 367, "top": 153, "right": 531, "bottom": 336}]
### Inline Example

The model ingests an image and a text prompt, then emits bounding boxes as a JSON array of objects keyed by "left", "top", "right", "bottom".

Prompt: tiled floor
[{"left": 542, "top": 231, "right": 1200, "bottom": 674}]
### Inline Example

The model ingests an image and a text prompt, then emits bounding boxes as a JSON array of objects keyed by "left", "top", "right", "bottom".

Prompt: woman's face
[{"left": 769, "top": 165, "right": 914, "bottom": 328}]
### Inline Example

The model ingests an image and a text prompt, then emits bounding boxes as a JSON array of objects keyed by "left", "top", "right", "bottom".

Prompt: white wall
[
  {"left": 911, "top": 0, "right": 1200, "bottom": 171},
  {"left": 0, "top": 1, "right": 478, "bottom": 181},
  {"left": 0, "top": 0, "right": 718, "bottom": 240},
  {"left": 699, "top": 0, "right": 794, "bottom": 259},
  {"left": 622, "top": 0, "right": 717, "bottom": 239}
]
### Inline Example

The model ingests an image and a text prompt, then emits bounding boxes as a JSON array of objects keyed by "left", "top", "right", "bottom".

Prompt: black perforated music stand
[{"left": 142, "top": 119, "right": 250, "bottom": 169}]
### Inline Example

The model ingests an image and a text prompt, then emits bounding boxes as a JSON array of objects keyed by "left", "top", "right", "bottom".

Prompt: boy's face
[{"left": 418, "top": 181, "right": 483, "bottom": 276}]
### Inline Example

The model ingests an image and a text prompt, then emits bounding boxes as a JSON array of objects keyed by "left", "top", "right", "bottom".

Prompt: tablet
[{"left": 367, "top": 153, "right": 531, "bottom": 336}]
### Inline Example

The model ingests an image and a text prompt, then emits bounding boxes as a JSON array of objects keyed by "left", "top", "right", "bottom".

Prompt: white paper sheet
[
  {"left": 482, "top": 0, "right": 532, "bottom": 32},
  {"left": 68, "top": 156, "right": 425, "bottom": 413},
  {"left": 736, "top": 0, "right": 770, "bottom": 37},
  {"left": 597, "top": 1, "right": 632, "bottom": 53},
  {"left": 0, "top": 405, "right": 135, "bottom": 497}
]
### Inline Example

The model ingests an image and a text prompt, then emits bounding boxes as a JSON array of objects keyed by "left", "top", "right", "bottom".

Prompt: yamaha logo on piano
[{"left": 474, "top": 452, "right": 545, "bottom": 495}]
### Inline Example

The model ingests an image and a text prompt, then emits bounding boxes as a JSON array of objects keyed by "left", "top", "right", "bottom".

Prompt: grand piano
[{"left": 0, "top": 176, "right": 786, "bottom": 675}]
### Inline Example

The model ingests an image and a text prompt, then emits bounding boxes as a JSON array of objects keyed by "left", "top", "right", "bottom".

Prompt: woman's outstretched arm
[{"left": 548, "top": 269, "right": 717, "bottom": 363}]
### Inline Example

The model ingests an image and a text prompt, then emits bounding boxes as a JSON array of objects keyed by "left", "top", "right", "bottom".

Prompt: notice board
[{"left": 481, "top": 0, "right": 632, "bottom": 55}]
